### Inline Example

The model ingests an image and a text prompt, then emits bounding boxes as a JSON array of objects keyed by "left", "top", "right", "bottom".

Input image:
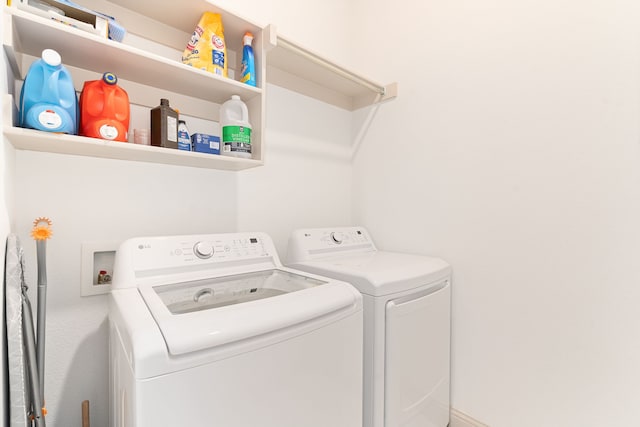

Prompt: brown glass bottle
[{"left": 150, "top": 98, "right": 178, "bottom": 149}]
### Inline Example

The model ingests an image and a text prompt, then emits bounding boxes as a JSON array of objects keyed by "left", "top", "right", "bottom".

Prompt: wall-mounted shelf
[
  {"left": 2, "top": 3, "right": 266, "bottom": 170},
  {"left": 3, "top": 126, "right": 262, "bottom": 171},
  {"left": 265, "top": 28, "right": 398, "bottom": 111}
]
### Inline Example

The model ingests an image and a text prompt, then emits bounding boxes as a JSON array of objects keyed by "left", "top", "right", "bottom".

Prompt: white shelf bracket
[
  {"left": 381, "top": 82, "right": 398, "bottom": 103},
  {"left": 264, "top": 24, "right": 278, "bottom": 52}
]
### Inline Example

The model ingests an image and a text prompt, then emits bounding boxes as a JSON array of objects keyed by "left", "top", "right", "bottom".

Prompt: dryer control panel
[{"left": 286, "top": 226, "right": 377, "bottom": 263}]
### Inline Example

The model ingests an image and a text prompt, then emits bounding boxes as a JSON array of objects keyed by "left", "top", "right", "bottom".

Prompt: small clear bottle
[{"left": 177, "top": 120, "right": 191, "bottom": 151}]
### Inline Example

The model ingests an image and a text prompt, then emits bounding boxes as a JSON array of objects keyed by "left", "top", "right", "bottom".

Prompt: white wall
[
  {"left": 237, "top": 84, "right": 354, "bottom": 255},
  {"left": 212, "top": 0, "right": 355, "bottom": 67},
  {"left": 352, "top": 0, "right": 640, "bottom": 426},
  {"left": 215, "top": 0, "right": 356, "bottom": 255},
  {"left": 217, "top": 1, "right": 356, "bottom": 258}
]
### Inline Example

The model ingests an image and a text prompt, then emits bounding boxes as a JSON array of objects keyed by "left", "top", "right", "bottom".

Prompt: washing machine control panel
[
  {"left": 128, "top": 233, "right": 276, "bottom": 274},
  {"left": 288, "top": 227, "right": 376, "bottom": 261}
]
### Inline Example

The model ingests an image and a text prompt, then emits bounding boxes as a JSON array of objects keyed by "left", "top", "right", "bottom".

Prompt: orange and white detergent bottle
[{"left": 79, "top": 72, "right": 130, "bottom": 142}]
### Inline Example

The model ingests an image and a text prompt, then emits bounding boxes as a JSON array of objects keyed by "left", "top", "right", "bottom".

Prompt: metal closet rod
[{"left": 276, "top": 37, "right": 387, "bottom": 96}]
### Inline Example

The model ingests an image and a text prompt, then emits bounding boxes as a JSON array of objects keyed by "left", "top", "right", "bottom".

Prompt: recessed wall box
[{"left": 81, "top": 241, "right": 120, "bottom": 296}]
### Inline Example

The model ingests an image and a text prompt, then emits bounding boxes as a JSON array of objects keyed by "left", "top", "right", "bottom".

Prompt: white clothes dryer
[
  {"left": 287, "top": 226, "right": 451, "bottom": 427},
  {"left": 109, "top": 232, "right": 363, "bottom": 427}
]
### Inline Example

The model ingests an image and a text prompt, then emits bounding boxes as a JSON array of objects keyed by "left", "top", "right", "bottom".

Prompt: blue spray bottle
[{"left": 240, "top": 32, "right": 256, "bottom": 87}]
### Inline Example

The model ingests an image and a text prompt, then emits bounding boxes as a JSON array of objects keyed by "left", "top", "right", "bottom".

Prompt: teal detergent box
[{"left": 191, "top": 133, "right": 220, "bottom": 154}]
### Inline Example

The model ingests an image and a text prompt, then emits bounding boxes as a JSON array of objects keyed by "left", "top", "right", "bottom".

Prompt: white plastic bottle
[
  {"left": 220, "top": 95, "right": 252, "bottom": 158},
  {"left": 177, "top": 119, "right": 191, "bottom": 151}
]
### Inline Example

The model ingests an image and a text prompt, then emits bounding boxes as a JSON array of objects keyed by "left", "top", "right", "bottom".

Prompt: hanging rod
[{"left": 276, "top": 36, "right": 387, "bottom": 96}]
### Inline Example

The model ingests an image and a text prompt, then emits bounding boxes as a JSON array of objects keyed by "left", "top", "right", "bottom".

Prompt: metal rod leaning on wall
[
  {"left": 35, "top": 238, "right": 47, "bottom": 402},
  {"left": 32, "top": 217, "right": 54, "bottom": 425},
  {"left": 22, "top": 286, "right": 46, "bottom": 427}
]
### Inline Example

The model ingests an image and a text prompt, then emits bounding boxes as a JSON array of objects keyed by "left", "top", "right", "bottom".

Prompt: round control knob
[
  {"left": 193, "top": 241, "right": 214, "bottom": 259},
  {"left": 330, "top": 232, "right": 344, "bottom": 244}
]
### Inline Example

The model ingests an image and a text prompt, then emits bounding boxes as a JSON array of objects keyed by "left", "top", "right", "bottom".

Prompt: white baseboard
[{"left": 450, "top": 408, "right": 490, "bottom": 427}]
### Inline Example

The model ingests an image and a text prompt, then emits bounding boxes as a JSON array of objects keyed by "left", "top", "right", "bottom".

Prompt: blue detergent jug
[{"left": 19, "top": 49, "right": 78, "bottom": 134}]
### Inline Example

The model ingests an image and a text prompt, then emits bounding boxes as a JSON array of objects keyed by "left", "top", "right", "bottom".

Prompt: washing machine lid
[
  {"left": 139, "top": 268, "right": 360, "bottom": 355},
  {"left": 290, "top": 252, "right": 451, "bottom": 297}
]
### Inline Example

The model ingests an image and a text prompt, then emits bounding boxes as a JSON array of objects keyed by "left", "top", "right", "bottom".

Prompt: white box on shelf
[{"left": 16, "top": 0, "right": 108, "bottom": 38}]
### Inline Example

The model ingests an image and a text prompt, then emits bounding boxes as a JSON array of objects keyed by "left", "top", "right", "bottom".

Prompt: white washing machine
[
  {"left": 287, "top": 226, "right": 451, "bottom": 427},
  {"left": 109, "top": 232, "right": 363, "bottom": 427}
]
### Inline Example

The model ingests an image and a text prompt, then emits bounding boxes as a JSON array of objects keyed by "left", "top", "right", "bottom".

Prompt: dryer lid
[
  {"left": 139, "top": 268, "right": 361, "bottom": 355},
  {"left": 289, "top": 251, "right": 451, "bottom": 296}
]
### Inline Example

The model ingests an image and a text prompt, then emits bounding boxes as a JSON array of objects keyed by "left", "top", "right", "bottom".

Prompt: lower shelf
[{"left": 3, "top": 126, "right": 263, "bottom": 171}]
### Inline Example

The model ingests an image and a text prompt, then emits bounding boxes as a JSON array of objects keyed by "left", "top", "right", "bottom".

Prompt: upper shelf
[
  {"left": 104, "top": 0, "right": 263, "bottom": 44},
  {"left": 265, "top": 28, "right": 398, "bottom": 111},
  {"left": 2, "top": 6, "right": 262, "bottom": 105}
]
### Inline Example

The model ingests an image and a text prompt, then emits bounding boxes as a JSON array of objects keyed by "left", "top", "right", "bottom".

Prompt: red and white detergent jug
[{"left": 80, "top": 72, "right": 130, "bottom": 142}]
